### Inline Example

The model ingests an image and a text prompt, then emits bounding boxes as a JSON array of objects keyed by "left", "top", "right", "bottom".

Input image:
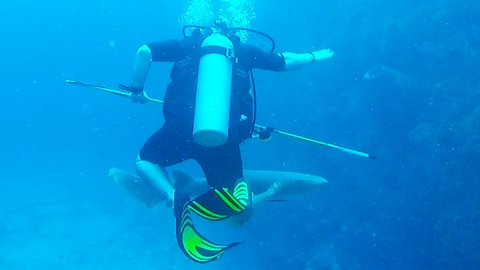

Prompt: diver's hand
[
  {"left": 119, "top": 84, "right": 148, "bottom": 104},
  {"left": 312, "top": 49, "right": 334, "bottom": 61},
  {"left": 130, "top": 91, "right": 149, "bottom": 104}
]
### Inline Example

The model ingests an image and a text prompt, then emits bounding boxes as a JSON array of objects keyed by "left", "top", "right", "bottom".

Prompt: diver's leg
[
  {"left": 136, "top": 122, "right": 191, "bottom": 207},
  {"left": 188, "top": 141, "right": 253, "bottom": 223},
  {"left": 197, "top": 140, "right": 245, "bottom": 190},
  {"left": 135, "top": 156, "right": 175, "bottom": 205},
  {"left": 174, "top": 140, "right": 247, "bottom": 263}
]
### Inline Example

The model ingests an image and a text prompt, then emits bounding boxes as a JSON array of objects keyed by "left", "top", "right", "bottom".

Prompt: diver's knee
[
  {"left": 135, "top": 155, "right": 154, "bottom": 173},
  {"left": 135, "top": 155, "right": 166, "bottom": 175},
  {"left": 135, "top": 155, "right": 143, "bottom": 170}
]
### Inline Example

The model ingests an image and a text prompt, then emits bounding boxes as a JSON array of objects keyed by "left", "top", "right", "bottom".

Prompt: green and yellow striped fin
[
  {"left": 175, "top": 203, "right": 242, "bottom": 263},
  {"left": 188, "top": 200, "right": 229, "bottom": 221},
  {"left": 188, "top": 180, "right": 251, "bottom": 221},
  {"left": 233, "top": 180, "right": 250, "bottom": 206}
]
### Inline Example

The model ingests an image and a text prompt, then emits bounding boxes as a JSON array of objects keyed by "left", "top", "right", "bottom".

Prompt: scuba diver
[{"left": 123, "top": 20, "right": 334, "bottom": 263}]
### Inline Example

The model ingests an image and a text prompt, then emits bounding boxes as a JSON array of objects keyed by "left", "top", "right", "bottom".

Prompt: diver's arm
[
  {"left": 131, "top": 44, "right": 153, "bottom": 90},
  {"left": 282, "top": 49, "right": 334, "bottom": 71},
  {"left": 130, "top": 40, "right": 182, "bottom": 90}
]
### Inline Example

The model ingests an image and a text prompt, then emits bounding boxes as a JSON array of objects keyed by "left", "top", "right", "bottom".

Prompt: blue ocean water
[{"left": 1, "top": 0, "right": 479, "bottom": 269}]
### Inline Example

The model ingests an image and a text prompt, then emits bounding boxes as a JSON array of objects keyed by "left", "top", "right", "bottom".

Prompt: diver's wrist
[{"left": 130, "top": 85, "right": 144, "bottom": 94}]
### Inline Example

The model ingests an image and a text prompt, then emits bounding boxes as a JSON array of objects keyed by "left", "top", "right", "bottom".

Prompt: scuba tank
[
  {"left": 192, "top": 25, "right": 235, "bottom": 147},
  {"left": 190, "top": 20, "right": 276, "bottom": 147}
]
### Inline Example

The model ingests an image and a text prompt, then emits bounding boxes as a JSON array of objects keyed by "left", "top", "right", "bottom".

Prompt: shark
[
  {"left": 109, "top": 167, "right": 328, "bottom": 262},
  {"left": 109, "top": 167, "right": 328, "bottom": 208}
]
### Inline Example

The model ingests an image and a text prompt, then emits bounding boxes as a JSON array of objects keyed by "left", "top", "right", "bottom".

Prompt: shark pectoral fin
[
  {"left": 252, "top": 189, "right": 274, "bottom": 205},
  {"left": 175, "top": 193, "right": 242, "bottom": 263},
  {"left": 108, "top": 168, "right": 163, "bottom": 208}
]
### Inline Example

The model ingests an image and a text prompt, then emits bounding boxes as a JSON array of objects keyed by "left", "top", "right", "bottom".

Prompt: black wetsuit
[{"left": 139, "top": 34, "right": 285, "bottom": 190}]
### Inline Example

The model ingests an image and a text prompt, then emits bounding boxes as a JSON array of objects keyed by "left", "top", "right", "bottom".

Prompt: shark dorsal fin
[{"left": 172, "top": 170, "right": 199, "bottom": 189}]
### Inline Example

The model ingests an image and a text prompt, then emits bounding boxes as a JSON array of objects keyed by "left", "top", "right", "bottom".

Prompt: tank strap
[{"left": 201, "top": 45, "right": 237, "bottom": 63}]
